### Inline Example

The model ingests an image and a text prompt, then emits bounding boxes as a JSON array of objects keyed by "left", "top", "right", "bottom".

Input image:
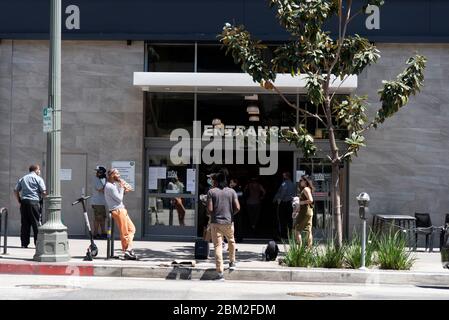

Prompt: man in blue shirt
[
  {"left": 13, "top": 164, "right": 47, "bottom": 248},
  {"left": 273, "top": 172, "right": 296, "bottom": 239}
]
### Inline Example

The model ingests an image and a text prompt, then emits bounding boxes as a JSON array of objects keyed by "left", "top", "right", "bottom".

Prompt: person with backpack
[
  {"left": 91, "top": 166, "right": 107, "bottom": 239},
  {"left": 207, "top": 170, "right": 240, "bottom": 281}
]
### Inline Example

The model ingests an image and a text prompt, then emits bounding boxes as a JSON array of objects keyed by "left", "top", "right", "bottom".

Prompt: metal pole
[
  {"left": 0, "top": 208, "right": 7, "bottom": 255},
  {"left": 3, "top": 209, "right": 7, "bottom": 255},
  {"left": 111, "top": 216, "right": 115, "bottom": 257},
  {"left": 0, "top": 210, "right": 2, "bottom": 254},
  {"left": 34, "top": 0, "right": 70, "bottom": 262},
  {"left": 106, "top": 212, "right": 111, "bottom": 260},
  {"left": 360, "top": 218, "right": 367, "bottom": 270}
]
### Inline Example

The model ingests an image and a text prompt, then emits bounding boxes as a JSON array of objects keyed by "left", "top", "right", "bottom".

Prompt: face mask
[{"left": 207, "top": 178, "right": 213, "bottom": 186}]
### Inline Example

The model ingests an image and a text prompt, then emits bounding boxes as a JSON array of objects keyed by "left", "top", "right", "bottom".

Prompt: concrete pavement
[
  {"left": 0, "top": 236, "right": 448, "bottom": 286},
  {"left": 2, "top": 274, "right": 449, "bottom": 300}
]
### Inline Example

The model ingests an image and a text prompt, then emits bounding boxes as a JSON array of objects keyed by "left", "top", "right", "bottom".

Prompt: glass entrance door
[
  {"left": 297, "top": 158, "right": 334, "bottom": 240},
  {"left": 145, "top": 150, "right": 198, "bottom": 240}
]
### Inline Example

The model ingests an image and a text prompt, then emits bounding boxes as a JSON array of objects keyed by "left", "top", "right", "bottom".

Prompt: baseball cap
[{"left": 95, "top": 166, "right": 106, "bottom": 174}]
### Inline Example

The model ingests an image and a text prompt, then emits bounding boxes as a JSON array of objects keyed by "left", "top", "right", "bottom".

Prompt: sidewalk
[{"left": 0, "top": 236, "right": 448, "bottom": 286}]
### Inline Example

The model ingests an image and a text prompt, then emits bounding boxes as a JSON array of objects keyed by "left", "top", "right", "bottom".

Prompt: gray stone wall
[
  {"left": 350, "top": 44, "right": 449, "bottom": 245},
  {"left": 0, "top": 40, "right": 144, "bottom": 237}
]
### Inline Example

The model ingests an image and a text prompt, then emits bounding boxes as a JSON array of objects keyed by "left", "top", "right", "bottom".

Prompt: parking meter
[
  {"left": 356, "top": 192, "right": 370, "bottom": 270},
  {"left": 357, "top": 192, "right": 370, "bottom": 220}
]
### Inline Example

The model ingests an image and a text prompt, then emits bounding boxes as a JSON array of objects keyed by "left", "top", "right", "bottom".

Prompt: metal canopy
[{"left": 133, "top": 72, "right": 358, "bottom": 94}]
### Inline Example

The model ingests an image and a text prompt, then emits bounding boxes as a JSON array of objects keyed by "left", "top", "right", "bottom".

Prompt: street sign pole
[{"left": 34, "top": 0, "right": 70, "bottom": 262}]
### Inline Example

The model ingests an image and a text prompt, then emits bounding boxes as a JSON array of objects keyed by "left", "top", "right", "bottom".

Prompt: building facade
[{"left": 0, "top": 0, "right": 448, "bottom": 243}]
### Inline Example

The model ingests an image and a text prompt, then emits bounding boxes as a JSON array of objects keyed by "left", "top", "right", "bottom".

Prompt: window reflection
[
  {"left": 148, "top": 196, "right": 195, "bottom": 227},
  {"left": 147, "top": 44, "right": 194, "bottom": 72}
]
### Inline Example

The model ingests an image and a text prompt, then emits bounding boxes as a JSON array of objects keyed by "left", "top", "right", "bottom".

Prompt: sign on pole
[{"left": 43, "top": 107, "right": 53, "bottom": 132}]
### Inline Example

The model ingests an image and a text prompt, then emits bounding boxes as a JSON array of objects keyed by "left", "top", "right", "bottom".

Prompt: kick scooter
[{"left": 72, "top": 195, "right": 98, "bottom": 261}]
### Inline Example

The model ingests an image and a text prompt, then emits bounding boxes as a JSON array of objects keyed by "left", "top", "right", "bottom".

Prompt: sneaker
[
  {"left": 124, "top": 250, "right": 137, "bottom": 260},
  {"left": 213, "top": 272, "right": 225, "bottom": 281},
  {"left": 229, "top": 262, "right": 237, "bottom": 270}
]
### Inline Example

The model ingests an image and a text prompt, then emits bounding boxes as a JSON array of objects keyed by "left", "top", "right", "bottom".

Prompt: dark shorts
[{"left": 92, "top": 205, "right": 106, "bottom": 221}]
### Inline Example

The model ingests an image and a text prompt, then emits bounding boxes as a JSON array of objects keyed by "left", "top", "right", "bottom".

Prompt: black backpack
[{"left": 264, "top": 240, "right": 279, "bottom": 261}]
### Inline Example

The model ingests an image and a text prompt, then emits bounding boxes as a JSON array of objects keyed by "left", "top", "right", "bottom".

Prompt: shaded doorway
[{"left": 198, "top": 151, "right": 294, "bottom": 242}]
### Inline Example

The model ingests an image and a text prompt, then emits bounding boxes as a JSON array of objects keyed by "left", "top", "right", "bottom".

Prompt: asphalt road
[{"left": 0, "top": 274, "right": 448, "bottom": 300}]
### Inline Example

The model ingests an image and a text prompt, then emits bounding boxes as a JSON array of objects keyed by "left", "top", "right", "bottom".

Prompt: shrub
[
  {"left": 315, "top": 238, "right": 346, "bottom": 269},
  {"left": 283, "top": 231, "right": 316, "bottom": 268},
  {"left": 345, "top": 231, "right": 376, "bottom": 269},
  {"left": 376, "top": 229, "right": 416, "bottom": 270}
]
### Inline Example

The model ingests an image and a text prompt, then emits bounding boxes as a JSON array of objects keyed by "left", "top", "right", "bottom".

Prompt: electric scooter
[{"left": 72, "top": 195, "right": 98, "bottom": 261}]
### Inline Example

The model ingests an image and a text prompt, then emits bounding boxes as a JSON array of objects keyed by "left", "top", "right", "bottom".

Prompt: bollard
[
  {"left": 0, "top": 208, "right": 7, "bottom": 255},
  {"left": 110, "top": 215, "right": 115, "bottom": 258},
  {"left": 106, "top": 211, "right": 112, "bottom": 260}
]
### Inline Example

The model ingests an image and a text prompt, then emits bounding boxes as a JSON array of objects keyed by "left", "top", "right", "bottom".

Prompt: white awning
[{"left": 133, "top": 72, "right": 357, "bottom": 94}]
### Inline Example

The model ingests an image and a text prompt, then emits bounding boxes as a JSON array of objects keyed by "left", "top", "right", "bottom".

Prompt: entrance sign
[
  {"left": 111, "top": 161, "right": 135, "bottom": 190},
  {"left": 43, "top": 107, "right": 53, "bottom": 132}
]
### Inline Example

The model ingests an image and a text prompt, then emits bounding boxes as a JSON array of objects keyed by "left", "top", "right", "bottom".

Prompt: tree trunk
[
  {"left": 324, "top": 95, "right": 343, "bottom": 248},
  {"left": 332, "top": 162, "right": 343, "bottom": 248}
]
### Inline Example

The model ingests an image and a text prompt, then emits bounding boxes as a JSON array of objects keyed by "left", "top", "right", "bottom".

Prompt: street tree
[{"left": 219, "top": 0, "right": 426, "bottom": 248}]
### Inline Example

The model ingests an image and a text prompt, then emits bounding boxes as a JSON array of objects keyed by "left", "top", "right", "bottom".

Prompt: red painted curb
[{"left": 0, "top": 262, "right": 94, "bottom": 276}]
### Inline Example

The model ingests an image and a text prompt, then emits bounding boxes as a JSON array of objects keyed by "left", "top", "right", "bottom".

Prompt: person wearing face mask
[{"left": 199, "top": 173, "right": 217, "bottom": 241}]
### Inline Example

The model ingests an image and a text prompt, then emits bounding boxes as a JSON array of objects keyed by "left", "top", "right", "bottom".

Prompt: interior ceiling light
[
  {"left": 249, "top": 115, "right": 260, "bottom": 122},
  {"left": 244, "top": 94, "right": 259, "bottom": 101},
  {"left": 246, "top": 105, "right": 260, "bottom": 115}
]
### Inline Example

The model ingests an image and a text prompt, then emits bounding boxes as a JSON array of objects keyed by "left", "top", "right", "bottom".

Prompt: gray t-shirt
[
  {"left": 207, "top": 187, "right": 238, "bottom": 224},
  {"left": 104, "top": 182, "right": 125, "bottom": 211},
  {"left": 91, "top": 177, "right": 106, "bottom": 206},
  {"left": 14, "top": 172, "right": 46, "bottom": 201}
]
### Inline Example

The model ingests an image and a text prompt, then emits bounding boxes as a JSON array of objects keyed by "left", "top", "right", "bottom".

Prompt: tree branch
[
  {"left": 270, "top": 83, "right": 327, "bottom": 127},
  {"left": 330, "top": 75, "right": 351, "bottom": 102}
]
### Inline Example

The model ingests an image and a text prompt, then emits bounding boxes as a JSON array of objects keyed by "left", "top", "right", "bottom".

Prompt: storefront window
[
  {"left": 298, "top": 158, "right": 333, "bottom": 232},
  {"left": 147, "top": 44, "right": 195, "bottom": 72},
  {"left": 197, "top": 44, "right": 242, "bottom": 73},
  {"left": 196, "top": 93, "right": 297, "bottom": 129},
  {"left": 148, "top": 155, "right": 196, "bottom": 195},
  {"left": 148, "top": 196, "right": 195, "bottom": 227},
  {"left": 145, "top": 92, "right": 194, "bottom": 137},
  {"left": 147, "top": 154, "right": 197, "bottom": 229}
]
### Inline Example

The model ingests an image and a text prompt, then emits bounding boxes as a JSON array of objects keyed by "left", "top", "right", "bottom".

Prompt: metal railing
[
  {"left": 0, "top": 208, "right": 8, "bottom": 255},
  {"left": 372, "top": 218, "right": 448, "bottom": 252}
]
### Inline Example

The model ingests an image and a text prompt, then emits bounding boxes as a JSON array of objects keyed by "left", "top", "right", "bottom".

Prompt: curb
[{"left": 0, "top": 260, "right": 449, "bottom": 286}]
